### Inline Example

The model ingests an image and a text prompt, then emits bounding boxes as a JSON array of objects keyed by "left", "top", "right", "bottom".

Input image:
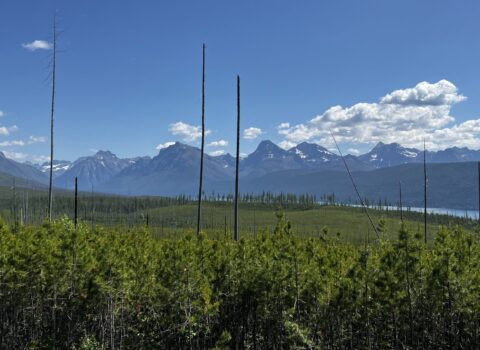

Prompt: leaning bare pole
[
  {"left": 196, "top": 44, "right": 206, "bottom": 235},
  {"left": 330, "top": 131, "right": 379, "bottom": 238},
  {"left": 234, "top": 75, "right": 241, "bottom": 241},
  {"left": 48, "top": 16, "right": 58, "bottom": 221}
]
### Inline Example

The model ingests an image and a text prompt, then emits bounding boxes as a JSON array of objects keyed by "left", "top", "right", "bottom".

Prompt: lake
[{"left": 341, "top": 203, "right": 479, "bottom": 220}]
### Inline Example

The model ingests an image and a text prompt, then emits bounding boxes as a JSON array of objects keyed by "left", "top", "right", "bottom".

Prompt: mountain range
[{"left": 1, "top": 140, "right": 480, "bottom": 209}]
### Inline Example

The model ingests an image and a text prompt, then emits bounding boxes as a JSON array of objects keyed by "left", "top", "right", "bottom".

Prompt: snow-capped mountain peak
[{"left": 288, "top": 142, "right": 339, "bottom": 164}]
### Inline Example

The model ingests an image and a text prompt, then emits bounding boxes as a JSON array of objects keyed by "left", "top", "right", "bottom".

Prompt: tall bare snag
[
  {"left": 196, "top": 44, "right": 206, "bottom": 235},
  {"left": 234, "top": 75, "right": 241, "bottom": 241},
  {"left": 48, "top": 16, "right": 58, "bottom": 221}
]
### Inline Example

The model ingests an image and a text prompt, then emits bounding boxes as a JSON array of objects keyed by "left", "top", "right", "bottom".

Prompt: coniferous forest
[{"left": 1, "top": 213, "right": 479, "bottom": 349}]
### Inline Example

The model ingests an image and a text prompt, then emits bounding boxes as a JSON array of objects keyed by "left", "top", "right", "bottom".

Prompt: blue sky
[{"left": 2, "top": 0, "right": 480, "bottom": 162}]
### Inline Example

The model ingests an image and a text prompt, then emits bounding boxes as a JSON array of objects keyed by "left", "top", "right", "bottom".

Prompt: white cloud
[
  {"left": 380, "top": 80, "right": 466, "bottom": 106},
  {"left": 278, "top": 140, "right": 297, "bottom": 150},
  {"left": 0, "top": 140, "right": 25, "bottom": 147},
  {"left": 168, "top": 122, "right": 211, "bottom": 142},
  {"left": 278, "top": 80, "right": 476, "bottom": 150},
  {"left": 22, "top": 40, "right": 52, "bottom": 51},
  {"left": 0, "top": 136, "right": 46, "bottom": 147},
  {"left": 207, "top": 139, "right": 228, "bottom": 147},
  {"left": 423, "top": 119, "right": 480, "bottom": 150},
  {"left": 0, "top": 125, "right": 18, "bottom": 136},
  {"left": 0, "top": 110, "right": 18, "bottom": 136},
  {"left": 209, "top": 150, "right": 226, "bottom": 156},
  {"left": 348, "top": 148, "right": 360, "bottom": 155},
  {"left": 3, "top": 151, "right": 28, "bottom": 161},
  {"left": 277, "top": 122, "right": 290, "bottom": 130},
  {"left": 31, "top": 155, "right": 50, "bottom": 163},
  {"left": 29, "top": 135, "right": 46, "bottom": 143},
  {"left": 243, "top": 127, "right": 263, "bottom": 140},
  {"left": 2, "top": 151, "right": 49, "bottom": 163},
  {"left": 156, "top": 141, "right": 176, "bottom": 150}
]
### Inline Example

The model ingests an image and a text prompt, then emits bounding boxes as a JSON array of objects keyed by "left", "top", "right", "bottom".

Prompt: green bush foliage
[{"left": 0, "top": 216, "right": 479, "bottom": 349}]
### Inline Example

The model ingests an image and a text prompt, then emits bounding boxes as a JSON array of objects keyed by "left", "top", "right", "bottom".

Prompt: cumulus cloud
[
  {"left": 0, "top": 114, "right": 41, "bottom": 158},
  {"left": 278, "top": 140, "right": 297, "bottom": 150},
  {"left": 0, "top": 136, "right": 46, "bottom": 147},
  {"left": 0, "top": 140, "right": 25, "bottom": 147},
  {"left": 209, "top": 150, "right": 226, "bottom": 156},
  {"left": 207, "top": 139, "right": 228, "bottom": 147},
  {"left": 33, "top": 155, "right": 50, "bottom": 163},
  {"left": 348, "top": 148, "right": 360, "bottom": 155},
  {"left": 29, "top": 135, "right": 46, "bottom": 143},
  {"left": 243, "top": 127, "right": 263, "bottom": 140},
  {"left": 2, "top": 151, "right": 28, "bottom": 161},
  {"left": 0, "top": 125, "right": 18, "bottom": 136},
  {"left": 380, "top": 80, "right": 466, "bottom": 106},
  {"left": 156, "top": 141, "right": 176, "bottom": 150},
  {"left": 169, "top": 122, "right": 211, "bottom": 142},
  {"left": 0, "top": 111, "right": 19, "bottom": 136},
  {"left": 423, "top": 119, "right": 480, "bottom": 149},
  {"left": 277, "top": 122, "right": 290, "bottom": 130},
  {"left": 2, "top": 150, "right": 49, "bottom": 163},
  {"left": 278, "top": 80, "right": 476, "bottom": 150},
  {"left": 22, "top": 40, "right": 52, "bottom": 51}
]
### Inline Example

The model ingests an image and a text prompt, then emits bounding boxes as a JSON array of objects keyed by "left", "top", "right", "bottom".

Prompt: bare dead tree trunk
[
  {"left": 253, "top": 203, "right": 256, "bottom": 239},
  {"left": 74, "top": 177, "right": 78, "bottom": 229},
  {"left": 69, "top": 178, "right": 78, "bottom": 348},
  {"left": 91, "top": 183, "right": 95, "bottom": 231},
  {"left": 423, "top": 140, "right": 427, "bottom": 244},
  {"left": 399, "top": 181, "right": 403, "bottom": 222},
  {"left": 234, "top": 75, "right": 241, "bottom": 241},
  {"left": 12, "top": 178, "right": 16, "bottom": 228},
  {"left": 404, "top": 230, "right": 414, "bottom": 347},
  {"left": 224, "top": 215, "right": 227, "bottom": 238},
  {"left": 48, "top": 15, "right": 58, "bottom": 221},
  {"left": 25, "top": 187, "right": 29, "bottom": 225},
  {"left": 196, "top": 44, "right": 206, "bottom": 235}
]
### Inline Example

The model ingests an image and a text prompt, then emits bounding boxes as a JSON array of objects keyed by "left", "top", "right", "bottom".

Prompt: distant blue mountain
[
  {"left": 0, "top": 139, "right": 479, "bottom": 208},
  {"left": 53, "top": 150, "right": 146, "bottom": 190},
  {"left": 0, "top": 152, "right": 47, "bottom": 184}
]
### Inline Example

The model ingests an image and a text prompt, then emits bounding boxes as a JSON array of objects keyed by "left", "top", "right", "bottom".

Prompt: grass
[
  {"left": 142, "top": 202, "right": 473, "bottom": 244},
  {"left": 0, "top": 184, "right": 476, "bottom": 245}
]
